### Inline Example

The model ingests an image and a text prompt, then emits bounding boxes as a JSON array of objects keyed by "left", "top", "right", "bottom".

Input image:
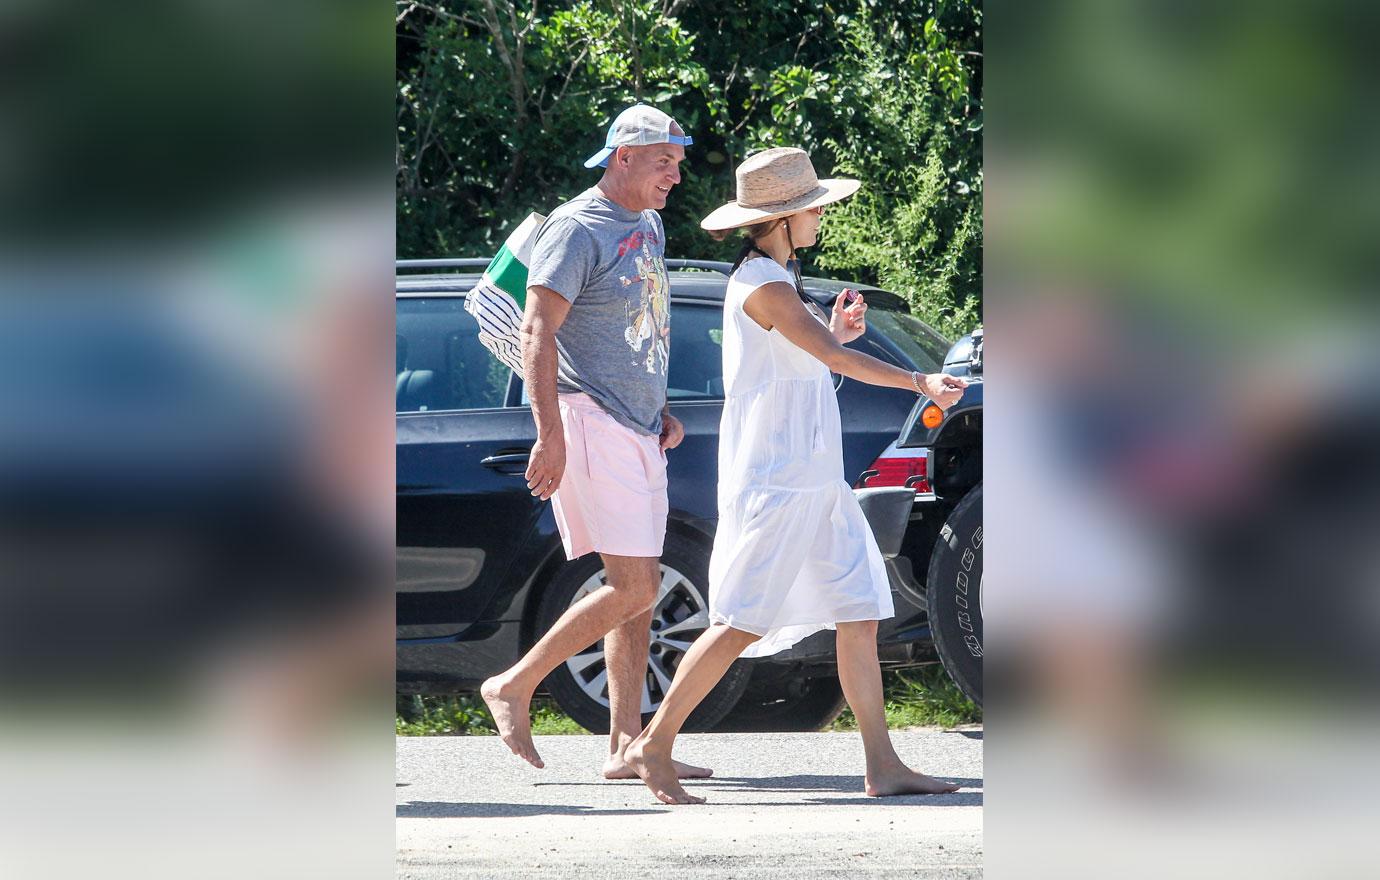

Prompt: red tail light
[{"left": 855, "top": 454, "right": 929, "bottom": 493}]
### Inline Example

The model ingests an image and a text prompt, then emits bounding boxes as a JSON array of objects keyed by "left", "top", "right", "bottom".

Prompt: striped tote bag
[{"left": 463, "top": 212, "right": 547, "bottom": 374}]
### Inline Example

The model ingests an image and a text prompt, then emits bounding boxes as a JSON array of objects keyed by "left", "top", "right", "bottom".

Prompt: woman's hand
[
  {"left": 919, "top": 372, "right": 969, "bottom": 410},
  {"left": 829, "top": 289, "right": 867, "bottom": 344}
]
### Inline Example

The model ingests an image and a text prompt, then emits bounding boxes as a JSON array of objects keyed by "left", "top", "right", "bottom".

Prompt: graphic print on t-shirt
[{"left": 618, "top": 228, "right": 670, "bottom": 375}]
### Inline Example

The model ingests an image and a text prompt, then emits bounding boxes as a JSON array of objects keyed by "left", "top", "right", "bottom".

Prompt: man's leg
[
  {"left": 835, "top": 620, "right": 959, "bottom": 796},
  {"left": 602, "top": 590, "right": 653, "bottom": 772},
  {"left": 480, "top": 554, "right": 657, "bottom": 768},
  {"left": 600, "top": 558, "right": 712, "bottom": 779}
]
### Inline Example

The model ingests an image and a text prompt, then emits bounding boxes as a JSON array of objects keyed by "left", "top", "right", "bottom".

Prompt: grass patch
[
  {"left": 828, "top": 667, "right": 982, "bottom": 731},
  {"left": 395, "top": 695, "right": 589, "bottom": 736},
  {"left": 397, "top": 666, "right": 981, "bottom": 735},
  {"left": 530, "top": 704, "right": 588, "bottom": 735},
  {"left": 395, "top": 695, "right": 496, "bottom": 736}
]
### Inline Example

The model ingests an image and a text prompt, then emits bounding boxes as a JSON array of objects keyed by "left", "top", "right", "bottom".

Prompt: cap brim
[
  {"left": 583, "top": 147, "right": 613, "bottom": 169},
  {"left": 699, "top": 178, "right": 861, "bottom": 231}
]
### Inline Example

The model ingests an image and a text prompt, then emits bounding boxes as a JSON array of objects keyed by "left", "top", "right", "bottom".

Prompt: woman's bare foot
[
  {"left": 602, "top": 752, "right": 713, "bottom": 780},
  {"left": 864, "top": 765, "right": 960, "bottom": 797},
  {"left": 479, "top": 676, "right": 542, "bottom": 769},
  {"left": 623, "top": 738, "right": 706, "bottom": 805}
]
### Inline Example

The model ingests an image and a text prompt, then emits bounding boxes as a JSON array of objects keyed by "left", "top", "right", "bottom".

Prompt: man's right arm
[{"left": 521, "top": 285, "right": 573, "bottom": 501}]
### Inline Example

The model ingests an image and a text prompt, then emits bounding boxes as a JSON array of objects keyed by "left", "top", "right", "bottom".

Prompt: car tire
[
  {"left": 534, "top": 531, "right": 752, "bottom": 734},
  {"left": 712, "top": 668, "right": 848, "bottom": 732},
  {"left": 926, "top": 483, "right": 983, "bottom": 706}
]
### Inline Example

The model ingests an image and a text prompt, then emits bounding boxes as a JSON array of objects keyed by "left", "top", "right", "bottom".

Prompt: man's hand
[
  {"left": 659, "top": 412, "right": 685, "bottom": 451},
  {"left": 526, "top": 433, "right": 566, "bottom": 500},
  {"left": 920, "top": 373, "right": 969, "bottom": 411},
  {"left": 829, "top": 289, "right": 867, "bottom": 344}
]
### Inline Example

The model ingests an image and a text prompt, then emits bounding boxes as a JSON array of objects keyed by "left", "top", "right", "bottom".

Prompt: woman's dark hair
[
  {"left": 713, "top": 217, "right": 811, "bottom": 304},
  {"left": 708, "top": 218, "right": 782, "bottom": 245}
]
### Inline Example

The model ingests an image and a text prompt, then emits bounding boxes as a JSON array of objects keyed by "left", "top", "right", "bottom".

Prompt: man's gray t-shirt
[{"left": 527, "top": 187, "right": 670, "bottom": 436}]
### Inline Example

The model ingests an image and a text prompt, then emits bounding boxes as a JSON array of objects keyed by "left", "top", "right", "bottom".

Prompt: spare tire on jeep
[{"left": 926, "top": 483, "right": 983, "bottom": 706}]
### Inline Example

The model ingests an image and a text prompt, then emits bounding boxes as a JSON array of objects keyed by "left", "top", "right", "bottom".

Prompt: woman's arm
[{"left": 743, "top": 281, "right": 967, "bottom": 407}]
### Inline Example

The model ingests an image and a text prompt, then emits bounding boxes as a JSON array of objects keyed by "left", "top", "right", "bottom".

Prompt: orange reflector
[{"left": 921, "top": 403, "right": 944, "bottom": 429}]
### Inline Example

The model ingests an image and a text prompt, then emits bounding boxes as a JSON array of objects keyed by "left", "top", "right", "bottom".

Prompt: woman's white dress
[{"left": 707, "top": 257, "right": 894, "bottom": 658}]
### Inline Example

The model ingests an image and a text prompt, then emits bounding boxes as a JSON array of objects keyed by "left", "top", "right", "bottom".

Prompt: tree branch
[{"left": 397, "top": 1, "right": 485, "bottom": 29}]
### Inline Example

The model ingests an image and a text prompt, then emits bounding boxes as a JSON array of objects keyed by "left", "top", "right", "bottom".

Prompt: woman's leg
[
  {"left": 624, "top": 623, "right": 760, "bottom": 804},
  {"left": 835, "top": 620, "right": 960, "bottom": 796}
]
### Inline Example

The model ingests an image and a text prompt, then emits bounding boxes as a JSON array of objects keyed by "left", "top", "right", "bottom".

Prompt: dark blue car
[{"left": 396, "top": 259, "right": 954, "bottom": 732}]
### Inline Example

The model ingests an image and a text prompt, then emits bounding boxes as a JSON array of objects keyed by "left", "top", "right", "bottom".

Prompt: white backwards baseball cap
[{"left": 584, "top": 103, "right": 693, "bottom": 169}]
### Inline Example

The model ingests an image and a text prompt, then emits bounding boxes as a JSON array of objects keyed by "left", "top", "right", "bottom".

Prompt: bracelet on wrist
[{"left": 910, "top": 371, "right": 923, "bottom": 394}]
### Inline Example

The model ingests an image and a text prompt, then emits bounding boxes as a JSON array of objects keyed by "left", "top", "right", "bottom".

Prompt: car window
[
  {"left": 867, "top": 308, "right": 950, "bottom": 373},
  {"left": 666, "top": 302, "right": 725, "bottom": 400},
  {"left": 517, "top": 300, "right": 726, "bottom": 404},
  {"left": 396, "top": 297, "right": 511, "bottom": 413}
]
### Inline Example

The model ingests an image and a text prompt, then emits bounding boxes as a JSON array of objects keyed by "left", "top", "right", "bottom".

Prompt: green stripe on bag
[
  {"left": 479, "top": 212, "right": 546, "bottom": 309},
  {"left": 483, "top": 245, "right": 528, "bottom": 307}
]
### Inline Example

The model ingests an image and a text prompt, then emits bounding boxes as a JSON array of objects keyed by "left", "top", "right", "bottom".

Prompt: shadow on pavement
[
  {"left": 397, "top": 801, "right": 669, "bottom": 819},
  {"left": 530, "top": 775, "right": 984, "bottom": 798},
  {"left": 802, "top": 791, "right": 984, "bottom": 807},
  {"left": 703, "top": 774, "right": 983, "bottom": 794}
]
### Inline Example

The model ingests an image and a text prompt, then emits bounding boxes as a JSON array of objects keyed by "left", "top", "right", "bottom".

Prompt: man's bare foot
[
  {"left": 602, "top": 753, "right": 712, "bottom": 780},
  {"left": 479, "top": 676, "right": 542, "bottom": 769},
  {"left": 622, "top": 739, "right": 705, "bottom": 805},
  {"left": 865, "top": 765, "right": 960, "bottom": 797}
]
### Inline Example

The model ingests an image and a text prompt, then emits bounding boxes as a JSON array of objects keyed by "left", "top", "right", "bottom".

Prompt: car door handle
[{"left": 480, "top": 452, "right": 530, "bottom": 473}]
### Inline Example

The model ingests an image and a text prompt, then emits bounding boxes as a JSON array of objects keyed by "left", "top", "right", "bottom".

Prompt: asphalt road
[{"left": 397, "top": 728, "right": 983, "bottom": 879}]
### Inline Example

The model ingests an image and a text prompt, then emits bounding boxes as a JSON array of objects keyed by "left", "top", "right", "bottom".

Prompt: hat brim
[
  {"left": 699, "top": 178, "right": 861, "bottom": 232},
  {"left": 584, "top": 147, "right": 614, "bottom": 169}
]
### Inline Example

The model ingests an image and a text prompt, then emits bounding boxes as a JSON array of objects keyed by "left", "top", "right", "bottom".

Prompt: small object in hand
[{"left": 845, "top": 288, "right": 861, "bottom": 303}]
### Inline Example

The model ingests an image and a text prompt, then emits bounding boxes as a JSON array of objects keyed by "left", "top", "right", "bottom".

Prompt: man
[{"left": 481, "top": 104, "right": 708, "bottom": 779}]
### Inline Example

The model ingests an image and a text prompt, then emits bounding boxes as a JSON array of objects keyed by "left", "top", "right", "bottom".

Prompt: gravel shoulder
[{"left": 397, "top": 728, "right": 983, "bottom": 879}]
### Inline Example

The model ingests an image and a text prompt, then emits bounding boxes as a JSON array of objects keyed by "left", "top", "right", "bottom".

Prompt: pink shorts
[{"left": 551, "top": 393, "right": 668, "bottom": 560}]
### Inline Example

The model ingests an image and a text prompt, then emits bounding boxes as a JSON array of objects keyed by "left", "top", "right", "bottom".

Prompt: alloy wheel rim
[{"left": 562, "top": 564, "right": 710, "bottom": 713}]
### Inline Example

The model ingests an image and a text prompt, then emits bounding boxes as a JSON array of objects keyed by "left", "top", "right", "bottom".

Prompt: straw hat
[{"left": 699, "top": 147, "right": 860, "bottom": 232}]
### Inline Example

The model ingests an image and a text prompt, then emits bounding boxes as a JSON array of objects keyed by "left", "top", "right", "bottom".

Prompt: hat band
[{"left": 737, "top": 183, "right": 825, "bottom": 211}]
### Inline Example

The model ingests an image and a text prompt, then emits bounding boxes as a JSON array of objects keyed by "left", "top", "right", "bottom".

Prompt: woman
[{"left": 624, "top": 147, "right": 968, "bottom": 804}]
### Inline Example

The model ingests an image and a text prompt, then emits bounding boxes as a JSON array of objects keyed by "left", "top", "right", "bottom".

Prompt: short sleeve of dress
[{"left": 731, "top": 258, "right": 794, "bottom": 313}]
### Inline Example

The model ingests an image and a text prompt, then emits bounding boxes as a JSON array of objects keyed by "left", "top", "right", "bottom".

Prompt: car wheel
[
  {"left": 535, "top": 531, "right": 752, "bottom": 734},
  {"left": 712, "top": 669, "right": 848, "bottom": 732},
  {"left": 926, "top": 483, "right": 983, "bottom": 706}
]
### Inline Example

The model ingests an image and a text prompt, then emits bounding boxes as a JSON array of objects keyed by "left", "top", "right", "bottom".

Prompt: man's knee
[
  {"left": 602, "top": 555, "right": 660, "bottom": 613},
  {"left": 622, "top": 573, "right": 658, "bottom": 614}
]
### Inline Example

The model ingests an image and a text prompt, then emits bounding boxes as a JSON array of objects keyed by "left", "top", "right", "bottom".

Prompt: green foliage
[
  {"left": 397, "top": 0, "right": 981, "bottom": 331},
  {"left": 397, "top": 666, "right": 980, "bottom": 735},
  {"left": 395, "top": 694, "right": 586, "bottom": 736},
  {"left": 813, "top": 4, "right": 982, "bottom": 337},
  {"left": 829, "top": 666, "right": 983, "bottom": 731},
  {"left": 395, "top": 694, "right": 497, "bottom": 736}
]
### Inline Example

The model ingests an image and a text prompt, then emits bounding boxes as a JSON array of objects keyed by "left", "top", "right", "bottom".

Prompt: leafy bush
[{"left": 396, "top": 0, "right": 981, "bottom": 334}]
